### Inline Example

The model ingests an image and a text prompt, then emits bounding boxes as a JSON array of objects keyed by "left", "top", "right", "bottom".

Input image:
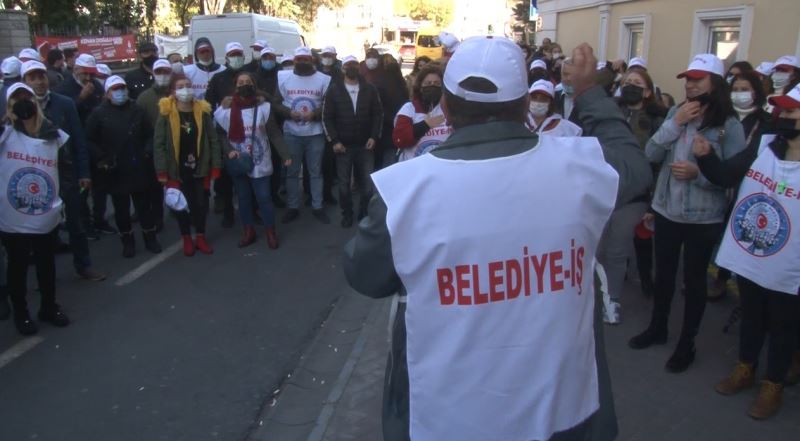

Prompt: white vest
[
  {"left": 372, "top": 136, "right": 619, "bottom": 441},
  {"left": 526, "top": 113, "right": 583, "bottom": 137},
  {"left": 183, "top": 64, "right": 226, "bottom": 100},
  {"left": 394, "top": 102, "right": 453, "bottom": 162},
  {"left": 214, "top": 103, "right": 274, "bottom": 179},
  {"left": 277, "top": 70, "right": 331, "bottom": 137},
  {"left": 0, "top": 125, "right": 67, "bottom": 234},
  {"left": 717, "top": 135, "right": 800, "bottom": 295}
]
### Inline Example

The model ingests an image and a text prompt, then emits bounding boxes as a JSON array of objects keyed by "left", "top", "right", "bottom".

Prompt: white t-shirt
[
  {"left": 277, "top": 70, "right": 331, "bottom": 137},
  {"left": 213, "top": 103, "right": 274, "bottom": 178},
  {"left": 344, "top": 82, "right": 359, "bottom": 113},
  {"left": 183, "top": 63, "right": 226, "bottom": 100}
]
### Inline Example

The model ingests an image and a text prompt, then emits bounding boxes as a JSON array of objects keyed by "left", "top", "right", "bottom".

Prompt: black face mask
[
  {"left": 774, "top": 117, "right": 800, "bottom": 140},
  {"left": 12, "top": 99, "right": 37, "bottom": 120},
  {"left": 142, "top": 56, "right": 157, "bottom": 68},
  {"left": 620, "top": 84, "right": 645, "bottom": 105},
  {"left": 421, "top": 86, "right": 442, "bottom": 106},
  {"left": 237, "top": 85, "right": 256, "bottom": 98},
  {"left": 688, "top": 92, "right": 712, "bottom": 106},
  {"left": 294, "top": 62, "right": 314, "bottom": 76},
  {"left": 345, "top": 67, "right": 359, "bottom": 80}
]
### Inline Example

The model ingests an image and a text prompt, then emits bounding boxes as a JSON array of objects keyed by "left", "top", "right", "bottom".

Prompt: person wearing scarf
[{"left": 214, "top": 71, "right": 290, "bottom": 249}]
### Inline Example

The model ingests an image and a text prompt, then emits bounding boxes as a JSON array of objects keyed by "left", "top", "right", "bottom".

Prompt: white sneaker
[{"left": 603, "top": 300, "right": 622, "bottom": 325}]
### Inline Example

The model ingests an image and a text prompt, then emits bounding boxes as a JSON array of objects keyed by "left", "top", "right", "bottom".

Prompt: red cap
[
  {"left": 769, "top": 83, "right": 800, "bottom": 110},
  {"left": 677, "top": 70, "right": 710, "bottom": 80}
]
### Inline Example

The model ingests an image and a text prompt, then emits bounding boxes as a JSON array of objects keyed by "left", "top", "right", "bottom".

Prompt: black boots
[
  {"left": 628, "top": 327, "right": 668, "bottom": 349},
  {"left": 122, "top": 230, "right": 162, "bottom": 257},
  {"left": 665, "top": 339, "right": 697, "bottom": 373},
  {"left": 0, "top": 286, "right": 9, "bottom": 321},
  {"left": 12, "top": 304, "right": 70, "bottom": 336},
  {"left": 143, "top": 229, "right": 163, "bottom": 254},
  {"left": 121, "top": 231, "right": 136, "bottom": 258}
]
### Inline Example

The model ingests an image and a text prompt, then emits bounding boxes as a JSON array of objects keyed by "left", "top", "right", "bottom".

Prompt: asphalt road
[{"left": 0, "top": 204, "right": 355, "bottom": 441}]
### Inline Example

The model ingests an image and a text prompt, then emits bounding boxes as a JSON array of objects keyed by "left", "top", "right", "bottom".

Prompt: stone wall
[{"left": 0, "top": 10, "right": 32, "bottom": 60}]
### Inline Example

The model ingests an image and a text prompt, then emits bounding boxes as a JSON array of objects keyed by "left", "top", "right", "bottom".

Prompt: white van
[{"left": 189, "top": 13, "right": 305, "bottom": 64}]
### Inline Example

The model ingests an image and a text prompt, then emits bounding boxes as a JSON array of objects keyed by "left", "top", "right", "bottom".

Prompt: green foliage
[{"left": 394, "top": 0, "right": 453, "bottom": 28}]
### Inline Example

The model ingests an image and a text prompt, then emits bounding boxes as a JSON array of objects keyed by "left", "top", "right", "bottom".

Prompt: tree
[
  {"left": 513, "top": 0, "right": 531, "bottom": 24},
  {"left": 393, "top": 0, "right": 453, "bottom": 28},
  {"left": 171, "top": 0, "right": 200, "bottom": 31},
  {"left": 204, "top": 0, "right": 225, "bottom": 14}
]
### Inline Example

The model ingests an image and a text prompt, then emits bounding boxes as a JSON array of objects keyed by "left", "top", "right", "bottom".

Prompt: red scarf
[{"left": 229, "top": 94, "right": 258, "bottom": 143}]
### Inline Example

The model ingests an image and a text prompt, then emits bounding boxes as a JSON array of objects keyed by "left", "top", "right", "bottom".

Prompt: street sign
[{"left": 536, "top": 15, "right": 543, "bottom": 32}]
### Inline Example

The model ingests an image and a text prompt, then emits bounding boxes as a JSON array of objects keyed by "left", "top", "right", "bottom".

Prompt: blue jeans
[
  {"left": 285, "top": 134, "right": 324, "bottom": 210},
  {"left": 233, "top": 175, "right": 275, "bottom": 227},
  {"left": 61, "top": 185, "right": 92, "bottom": 271}
]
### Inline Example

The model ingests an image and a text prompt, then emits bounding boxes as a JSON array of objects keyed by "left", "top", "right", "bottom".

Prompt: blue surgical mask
[
  {"left": 562, "top": 84, "right": 575, "bottom": 96},
  {"left": 110, "top": 89, "right": 128, "bottom": 105},
  {"left": 261, "top": 60, "right": 276, "bottom": 70}
]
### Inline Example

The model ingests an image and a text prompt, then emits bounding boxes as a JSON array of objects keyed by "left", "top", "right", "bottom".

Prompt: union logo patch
[
  {"left": 7, "top": 167, "right": 56, "bottom": 216},
  {"left": 415, "top": 139, "right": 442, "bottom": 157},
  {"left": 731, "top": 193, "right": 791, "bottom": 257}
]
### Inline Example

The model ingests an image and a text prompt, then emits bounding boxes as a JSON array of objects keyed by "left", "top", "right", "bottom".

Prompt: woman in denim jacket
[{"left": 629, "top": 54, "right": 746, "bottom": 374}]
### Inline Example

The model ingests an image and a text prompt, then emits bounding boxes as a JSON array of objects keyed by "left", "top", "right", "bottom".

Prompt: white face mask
[
  {"left": 176, "top": 87, "right": 194, "bottom": 103},
  {"left": 171, "top": 62, "right": 184, "bottom": 74},
  {"left": 228, "top": 56, "right": 245, "bottom": 70},
  {"left": 772, "top": 71, "right": 791, "bottom": 89},
  {"left": 365, "top": 58, "right": 379, "bottom": 70},
  {"left": 731, "top": 91, "right": 754, "bottom": 108},
  {"left": 196, "top": 58, "right": 212, "bottom": 67},
  {"left": 321, "top": 57, "right": 334, "bottom": 66},
  {"left": 154, "top": 74, "right": 171, "bottom": 87},
  {"left": 529, "top": 101, "right": 550, "bottom": 117}
]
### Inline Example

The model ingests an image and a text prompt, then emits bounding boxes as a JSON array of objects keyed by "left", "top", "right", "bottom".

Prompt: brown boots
[
  {"left": 266, "top": 227, "right": 279, "bottom": 249},
  {"left": 716, "top": 362, "right": 785, "bottom": 420},
  {"left": 238, "top": 225, "right": 257, "bottom": 248}
]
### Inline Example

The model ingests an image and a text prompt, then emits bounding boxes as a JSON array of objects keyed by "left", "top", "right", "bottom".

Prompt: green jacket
[
  {"left": 153, "top": 97, "right": 222, "bottom": 181},
  {"left": 136, "top": 85, "right": 171, "bottom": 128}
]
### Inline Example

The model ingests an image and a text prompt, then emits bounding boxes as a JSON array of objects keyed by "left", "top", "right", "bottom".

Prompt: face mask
[
  {"left": 562, "top": 84, "right": 575, "bottom": 96},
  {"left": 345, "top": 67, "right": 359, "bottom": 80},
  {"left": 552, "top": 52, "right": 562, "bottom": 59},
  {"left": 110, "top": 89, "right": 128, "bottom": 105},
  {"left": 12, "top": 99, "right": 37, "bottom": 120},
  {"left": 731, "top": 91, "right": 754, "bottom": 108},
  {"left": 176, "top": 87, "right": 194, "bottom": 103},
  {"left": 294, "top": 62, "right": 314, "bottom": 76},
  {"left": 197, "top": 58, "right": 212, "bottom": 67},
  {"left": 529, "top": 101, "right": 549, "bottom": 117},
  {"left": 35, "top": 91, "right": 50, "bottom": 105},
  {"left": 237, "top": 84, "right": 256, "bottom": 98},
  {"left": 365, "top": 58, "right": 379, "bottom": 70},
  {"left": 171, "top": 62, "right": 184, "bottom": 74},
  {"left": 420, "top": 86, "right": 442, "bottom": 105},
  {"left": 142, "top": 56, "right": 157, "bottom": 68},
  {"left": 620, "top": 84, "right": 645, "bottom": 105},
  {"left": 321, "top": 57, "right": 334, "bottom": 67},
  {"left": 228, "top": 56, "right": 245, "bottom": 70},
  {"left": 261, "top": 60, "right": 276, "bottom": 70},
  {"left": 154, "top": 74, "right": 171, "bottom": 87},
  {"left": 772, "top": 71, "right": 791, "bottom": 90},
  {"left": 774, "top": 117, "right": 800, "bottom": 140}
]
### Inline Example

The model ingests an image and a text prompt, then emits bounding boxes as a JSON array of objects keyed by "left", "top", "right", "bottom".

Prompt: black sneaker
[
  {"left": 85, "top": 227, "right": 100, "bottom": 241},
  {"left": 282, "top": 209, "right": 300, "bottom": 224},
  {"left": 38, "top": 305, "right": 70, "bottom": 327},
  {"left": 628, "top": 327, "right": 668, "bottom": 350},
  {"left": 94, "top": 221, "right": 118, "bottom": 235},
  {"left": 14, "top": 311, "right": 38, "bottom": 335},
  {"left": 312, "top": 209, "right": 331, "bottom": 224},
  {"left": 75, "top": 267, "right": 107, "bottom": 282},
  {"left": 666, "top": 341, "right": 696, "bottom": 373},
  {"left": 341, "top": 215, "right": 353, "bottom": 228}
]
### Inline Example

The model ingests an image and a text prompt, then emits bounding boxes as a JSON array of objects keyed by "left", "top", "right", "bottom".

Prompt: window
[
  {"left": 707, "top": 20, "right": 740, "bottom": 63},
  {"left": 617, "top": 15, "right": 651, "bottom": 62},
  {"left": 628, "top": 24, "right": 644, "bottom": 60},
  {"left": 691, "top": 6, "right": 753, "bottom": 66}
]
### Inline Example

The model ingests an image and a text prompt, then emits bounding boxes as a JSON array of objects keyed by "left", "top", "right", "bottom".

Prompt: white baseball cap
[
  {"left": 153, "top": 59, "right": 172, "bottom": 72},
  {"left": 755, "top": 61, "right": 775, "bottom": 76},
  {"left": 225, "top": 42, "right": 244, "bottom": 55},
  {"left": 342, "top": 55, "right": 358, "bottom": 65},
  {"left": 439, "top": 32, "right": 460, "bottom": 53},
  {"left": 96, "top": 63, "right": 112, "bottom": 77},
  {"left": 6, "top": 82, "right": 35, "bottom": 101},
  {"left": 769, "top": 83, "right": 800, "bottom": 110},
  {"left": 2, "top": 56, "right": 22, "bottom": 78},
  {"left": 529, "top": 79, "right": 555, "bottom": 98},
  {"left": 321, "top": 46, "right": 337, "bottom": 55},
  {"left": 774, "top": 55, "right": 800, "bottom": 70},
  {"left": 529, "top": 59, "right": 547, "bottom": 71},
  {"left": 75, "top": 53, "right": 98, "bottom": 73},
  {"left": 20, "top": 60, "right": 46, "bottom": 78},
  {"left": 103, "top": 75, "right": 126, "bottom": 93},
  {"left": 443, "top": 36, "right": 528, "bottom": 103},
  {"left": 260, "top": 47, "right": 277, "bottom": 57},
  {"left": 677, "top": 54, "right": 724, "bottom": 79},
  {"left": 629, "top": 57, "right": 647, "bottom": 69},
  {"left": 18, "top": 48, "right": 40, "bottom": 62},
  {"left": 294, "top": 46, "right": 312, "bottom": 58},
  {"left": 165, "top": 188, "right": 189, "bottom": 212},
  {"left": 250, "top": 39, "right": 268, "bottom": 49},
  {"left": 596, "top": 61, "right": 607, "bottom": 71}
]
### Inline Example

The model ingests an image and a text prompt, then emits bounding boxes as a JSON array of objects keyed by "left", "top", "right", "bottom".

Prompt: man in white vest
[{"left": 344, "top": 38, "right": 652, "bottom": 441}]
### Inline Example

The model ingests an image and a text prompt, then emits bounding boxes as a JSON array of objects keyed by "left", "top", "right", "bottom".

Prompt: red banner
[{"left": 34, "top": 35, "right": 138, "bottom": 62}]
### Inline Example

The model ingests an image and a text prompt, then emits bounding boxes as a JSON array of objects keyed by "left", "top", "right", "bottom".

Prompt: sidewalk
[{"left": 255, "top": 282, "right": 800, "bottom": 441}]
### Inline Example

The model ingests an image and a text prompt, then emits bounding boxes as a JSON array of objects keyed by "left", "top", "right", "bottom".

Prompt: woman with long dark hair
[
  {"left": 392, "top": 65, "right": 452, "bottom": 162},
  {"left": 405, "top": 56, "right": 431, "bottom": 97},
  {"left": 629, "top": 54, "right": 747, "bottom": 373}
]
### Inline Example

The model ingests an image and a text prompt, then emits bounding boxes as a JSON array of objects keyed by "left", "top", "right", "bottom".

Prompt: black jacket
[
  {"left": 205, "top": 65, "right": 248, "bottom": 111},
  {"left": 322, "top": 77, "right": 383, "bottom": 147},
  {"left": 55, "top": 74, "right": 104, "bottom": 125},
  {"left": 84, "top": 100, "right": 155, "bottom": 195},
  {"left": 125, "top": 64, "right": 154, "bottom": 100}
]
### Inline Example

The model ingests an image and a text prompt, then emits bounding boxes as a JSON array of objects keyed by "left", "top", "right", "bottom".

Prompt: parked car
[
  {"left": 399, "top": 44, "right": 416, "bottom": 64},
  {"left": 415, "top": 31, "right": 442, "bottom": 61}
]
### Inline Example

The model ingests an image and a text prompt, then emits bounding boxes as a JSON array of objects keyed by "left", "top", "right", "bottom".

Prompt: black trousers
[
  {"left": 81, "top": 169, "right": 109, "bottom": 226},
  {"left": 336, "top": 146, "right": 374, "bottom": 218},
  {"left": 111, "top": 191, "right": 155, "bottom": 233},
  {"left": 634, "top": 236, "right": 653, "bottom": 283},
  {"left": 738, "top": 277, "right": 800, "bottom": 383},
  {"left": 175, "top": 177, "right": 208, "bottom": 235},
  {"left": 1, "top": 230, "right": 57, "bottom": 315},
  {"left": 147, "top": 181, "right": 164, "bottom": 225},
  {"left": 213, "top": 169, "right": 235, "bottom": 217},
  {"left": 650, "top": 213, "right": 721, "bottom": 341}
]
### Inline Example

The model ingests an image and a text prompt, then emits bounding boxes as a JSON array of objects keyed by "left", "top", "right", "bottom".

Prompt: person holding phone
[{"left": 629, "top": 54, "right": 747, "bottom": 374}]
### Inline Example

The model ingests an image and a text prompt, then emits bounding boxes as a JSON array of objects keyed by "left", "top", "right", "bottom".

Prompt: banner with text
[{"left": 34, "top": 35, "right": 138, "bottom": 62}]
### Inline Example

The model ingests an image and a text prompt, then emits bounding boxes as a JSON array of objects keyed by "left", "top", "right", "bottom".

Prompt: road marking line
[
  {"left": 0, "top": 336, "right": 44, "bottom": 370},
  {"left": 115, "top": 241, "right": 183, "bottom": 286}
]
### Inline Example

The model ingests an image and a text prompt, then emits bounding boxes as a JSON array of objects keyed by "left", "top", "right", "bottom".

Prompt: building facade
[{"left": 537, "top": 0, "right": 800, "bottom": 96}]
